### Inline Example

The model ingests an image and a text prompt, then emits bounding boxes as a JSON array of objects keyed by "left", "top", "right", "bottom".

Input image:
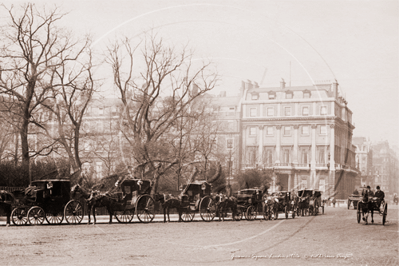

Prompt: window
[
  {"left": 226, "top": 139, "right": 233, "bottom": 149},
  {"left": 250, "top": 108, "right": 257, "bottom": 117},
  {"left": 268, "top": 93, "right": 275, "bottom": 99},
  {"left": 302, "top": 106, "right": 309, "bottom": 116},
  {"left": 284, "top": 126, "right": 291, "bottom": 136},
  {"left": 251, "top": 94, "right": 259, "bottom": 100},
  {"left": 286, "top": 93, "right": 293, "bottom": 99},
  {"left": 320, "top": 106, "right": 327, "bottom": 115},
  {"left": 304, "top": 92, "right": 311, "bottom": 98},
  {"left": 301, "top": 150, "right": 308, "bottom": 164},
  {"left": 283, "top": 149, "right": 290, "bottom": 163},
  {"left": 99, "top": 108, "right": 103, "bottom": 115},
  {"left": 266, "top": 127, "right": 274, "bottom": 135},
  {"left": 96, "top": 162, "right": 103, "bottom": 178},
  {"left": 249, "top": 127, "right": 257, "bottom": 136},
  {"left": 285, "top": 107, "right": 291, "bottom": 116},
  {"left": 301, "top": 126, "right": 309, "bottom": 135},
  {"left": 318, "top": 148, "right": 326, "bottom": 163},
  {"left": 320, "top": 125, "right": 327, "bottom": 135},
  {"left": 229, "top": 107, "right": 235, "bottom": 111},
  {"left": 246, "top": 147, "right": 257, "bottom": 166},
  {"left": 264, "top": 149, "right": 273, "bottom": 164},
  {"left": 267, "top": 108, "right": 274, "bottom": 116}
]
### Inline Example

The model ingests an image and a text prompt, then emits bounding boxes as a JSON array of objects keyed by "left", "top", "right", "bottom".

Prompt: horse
[
  {"left": 157, "top": 194, "right": 184, "bottom": 223},
  {"left": 86, "top": 192, "right": 119, "bottom": 224},
  {"left": 70, "top": 184, "right": 99, "bottom": 224},
  {"left": 0, "top": 191, "right": 12, "bottom": 226},
  {"left": 358, "top": 193, "right": 375, "bottom": 224},
  {"left": 217, "top": 195, "right": 239, "bottom": 221}
]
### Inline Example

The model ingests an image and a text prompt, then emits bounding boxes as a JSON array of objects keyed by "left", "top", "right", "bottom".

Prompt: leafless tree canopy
[
  {"left": 106, "top": 34, "right": 219, "bottom": 193},
  {"left": 0, "top": 3, "right": 95, "bottom": 178}
]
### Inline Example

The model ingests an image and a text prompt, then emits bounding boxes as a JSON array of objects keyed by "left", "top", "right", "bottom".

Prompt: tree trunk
[{"left": 207, "top": 162, "right": 221, "bottom": 184}]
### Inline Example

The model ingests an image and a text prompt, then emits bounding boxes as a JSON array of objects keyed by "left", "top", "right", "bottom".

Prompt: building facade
[
  {"left": 212, "top": 80, "right": 358, "bottom": 199},
  {"left": 353, "top": 137, "right": 373, "bottom": 188}
]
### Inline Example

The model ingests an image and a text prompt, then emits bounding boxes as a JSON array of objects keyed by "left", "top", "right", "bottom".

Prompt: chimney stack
[
  {"left": 332, "top": 80, "right": 338, "bottom": 99},
  {"left": 280, "top": 78, "right": 286, "bottom": 89}
]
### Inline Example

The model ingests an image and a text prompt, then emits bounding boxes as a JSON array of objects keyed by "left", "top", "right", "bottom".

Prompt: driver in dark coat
[{"left": 374, "top": 186, "right": 385, "bottom": 208}]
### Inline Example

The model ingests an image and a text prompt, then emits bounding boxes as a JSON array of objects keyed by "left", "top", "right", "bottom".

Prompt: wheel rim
[
  {"left": 46, "top": 211, "right": 64, "bottom": 225},
  {"left": 245, "top": 206, "right": 255, "bottom": 221},
  {"left": 27, "top": 207, "right": 45, "bottom": 225},
  {"left": 64, "top": 200, "right": 84, "bottom": 224},
  {"left": 136, "top": 196, "right": 155, "bottom": 223},
  {"left": 199, "top": 196, "right": 216, "bottom": 222},
  {"left": 11, "top": 207, "right": 27, "bottom": 226},
  {"left": 182, "top": 208, "right": 194, "bottom": 222},
  {"left": 115, "top": 209, "right": 134, "bottom": 223}
]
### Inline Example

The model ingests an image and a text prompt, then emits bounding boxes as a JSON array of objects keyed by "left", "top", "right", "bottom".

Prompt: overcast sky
[{"left": 2, "top": 0, "right": 398, "bottom": 147}]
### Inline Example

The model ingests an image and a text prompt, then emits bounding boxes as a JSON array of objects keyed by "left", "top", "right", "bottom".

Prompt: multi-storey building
[
  {"left": 371, "top": 141, "right": 399, "bottom": 195},
  {"left": 353, "top": 137, "right": 373, "bottom": 187},
  {"left": 212, "top": 79, "right": 358, "bottom": 199}
]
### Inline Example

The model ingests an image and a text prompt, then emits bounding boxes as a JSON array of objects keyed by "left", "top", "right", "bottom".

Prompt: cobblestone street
[{"left": 1, "top": 205, "right": 398, "bottom": 266}]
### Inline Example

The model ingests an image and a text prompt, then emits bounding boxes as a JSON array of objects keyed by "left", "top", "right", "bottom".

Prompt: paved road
[{"left": 1, "top": 205, "right": 398, "bottom": 266}]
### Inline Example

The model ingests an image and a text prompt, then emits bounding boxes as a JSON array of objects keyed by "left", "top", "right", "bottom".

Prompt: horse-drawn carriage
[
  {"left": 269, "top": 191, "right": 296, "bottom": 219},
  {"left": 87, "top": 178, "right": 156, "bottom": 224},
  {"left": 178, "top": 180, "right": 218, "bottom": 222},
  {"left": 297, "top": 189, "right": 313, "bottom": 216},
  {"left": 357, "top": 196, "right": 388, "bottom": 225},
  {"left": 236, "top": 188, "right": 266, "bottom": 221},
  {"left": 309, "top": 190, "right": 323, "bottom": 215},
  {"left": 10, "top": 179, "right": 84, "bottom": 225}
]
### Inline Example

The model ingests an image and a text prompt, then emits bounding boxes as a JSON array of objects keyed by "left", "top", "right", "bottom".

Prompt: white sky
[{"left": 2, "top": 0, "right": 398, "bottom": 147}]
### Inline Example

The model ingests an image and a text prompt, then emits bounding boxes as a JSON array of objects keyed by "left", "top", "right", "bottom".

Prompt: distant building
[
  {"left": 211, "top": 79, "right": 359, "bottom": 199},
  {"left": 353, "top": 137, "right": 373, "bottom": 187},
  {"left": 371, "top": 141, "right": 399, "bottom": 195}
]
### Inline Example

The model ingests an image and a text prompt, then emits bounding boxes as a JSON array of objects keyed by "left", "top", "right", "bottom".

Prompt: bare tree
[
  {"left": 106, "top": 34, "right": 218, "bottom": 195},
  {"left": 0, "top": 4, "right": 93, "bottom": 178}
]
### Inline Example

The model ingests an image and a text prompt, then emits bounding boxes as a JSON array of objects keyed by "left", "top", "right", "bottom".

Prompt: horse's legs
[
  {"left": 87, "top": 203, "right": 91, "bottom": 224},
  {"left": 371, "top": 210, "right": 374, "bottom": 223},
  {"left": 108, "top": 208, "right": 113, "bottom": 224},
  {"left": 163, "top": 205, "right": 167, "bottom": 223},
  {"left": 178, "top": 207, "right": 182, "bottom": 222},
  {"left": 92, "top": 206, "right": 96, "bottom": 225}
]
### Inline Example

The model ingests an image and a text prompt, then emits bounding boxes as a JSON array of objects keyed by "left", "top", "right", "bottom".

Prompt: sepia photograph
[{"left": 0, "top": 0, "right": 398, "bottom": 265}]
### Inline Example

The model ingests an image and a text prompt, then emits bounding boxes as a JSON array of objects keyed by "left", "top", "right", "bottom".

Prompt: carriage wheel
[
  {"left": 234, "top": 208, "right": 242, "bottom": 221},
  {"left": 115, "top": 208, "right": 135, "bottom": 223},
  {"left": 181, "top": 207, "right": 195, "bottom": 222},
  {"left": 284, "top": 206, "right": 289, "bottom": 219},
  {"left": 382, "top": 203, "right": 387, "bottom": 225},
  {"left": 46, "top": 211, "right": 64, "bottom": 225},
  {"left": 27, "top": 206, "right": 45, "bottom": 225},
  {"left": 11, "top": 207, "right": 28, "bottom": 226},
  {"left": 64, "top": 200, "right": 84, "bottom": 224},
  {"left": 199, "top": 196, "right": 216, "bottom": 222},
  {"left": 136, "top": 195, "right": 155, "bottom": 223},
  {"left": 245, "top": 205, "right": 256, "bottom": 221},
  {"left": 357, "top": 203, "right": 361, "bottom": 223}
]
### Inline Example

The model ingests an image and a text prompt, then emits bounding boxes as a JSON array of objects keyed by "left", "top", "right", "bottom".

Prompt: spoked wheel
[
  {"left": 27, "top": 206, "right": 45, "bottom": 225},
  {"left": 199, "top": 196, "right": 216, "bottom": 222},
  {"left": 382, "top": 203, "right": 387, "bottom": 225},
  {"left": 115, "top": 208, "right": 135, "bottom": 223},
  {"left": 46, "top": 211, "right": 64, "bottom": 225},
  {"left": 64, "top": 200, "right": 84, "bottom": 224},
  {"left": 11, "top": 207, "right": 28, "bottom": 226},
  {"left": 233, "top": 208, "right": 242, "bottom": 221},
  {"left": 136, "top": 195, "right": 155, "bottom": 223},
  {"left": 181, "top": 207, "right": 195, "bottom": 222},
  {"left": 245, "top": 205, "right": 256, "bottom": 221},
  {"left": 285, "top": 206, "right": 289, "bottom": 219}
]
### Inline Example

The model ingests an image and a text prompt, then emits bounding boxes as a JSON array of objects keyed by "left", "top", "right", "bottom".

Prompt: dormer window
[
  {"left": 268, "top": 92, "right": 276, "bottom": 99},
  {"left": 302, "top": 106, "right": 309, "bottom": 116},
  {"left": 251, "top": 93, "right": 259, "bottom": 100},
  {"left": 285, "top": 91, "right": 293, "bottom": 99},
  {"left": 303, "top": 90, "right": 311, "bottom": 98}
]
